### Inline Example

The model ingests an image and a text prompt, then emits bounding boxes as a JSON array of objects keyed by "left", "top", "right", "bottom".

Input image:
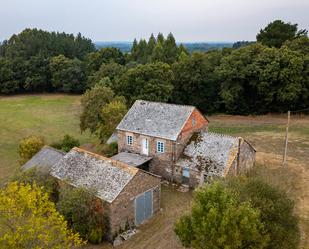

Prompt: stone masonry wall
[{"left": 108, "top": 170, "right": 161, "bottom": 237}]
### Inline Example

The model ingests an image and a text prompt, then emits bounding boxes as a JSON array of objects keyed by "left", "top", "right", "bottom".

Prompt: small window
[
  {"left": 192, "top": 118, "right": 196, "bottom": 127},
  {"left": 156, "top": 141, "right": 165, "bottom": 153},
  {"left": 127, "top": 135, "right": 133, "bottom": 145}
]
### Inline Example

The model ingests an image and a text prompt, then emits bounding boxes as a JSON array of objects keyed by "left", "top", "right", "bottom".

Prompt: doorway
[{"left": 141, "top": 138, "right": 149, "bottom": 156}]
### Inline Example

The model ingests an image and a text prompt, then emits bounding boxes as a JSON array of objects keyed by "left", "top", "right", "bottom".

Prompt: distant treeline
[
  {"left": 95, "top": 41, "right": 233, "bottom": 53},
  {"left": 0, "top": 20, "right": 308, "bottom": 114}
]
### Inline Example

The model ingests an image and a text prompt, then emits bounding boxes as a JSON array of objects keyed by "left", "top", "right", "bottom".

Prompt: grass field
[
  {"left": 0, "top": 95, "right": 308, "bottom": 248},
  {"left": 0, "top": 94, "right": 94, "bottom": 180}
]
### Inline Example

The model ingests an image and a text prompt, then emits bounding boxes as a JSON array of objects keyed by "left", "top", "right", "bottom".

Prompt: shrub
[
  {"left": 101, "top": 142, "right": 118, "bottom": 157},
  {"left": 57, "top": 186, "right": 107, "bottom": 244},
  {"left": 175, "top": 182, "right": 269, "bottom": 249},
  {"left": 0, "top": 182, "right": 84, "bottom": 248},
  {"left": 18, "top": 135, "right": 44, "bottom": 165},
  {"left": 50, "top": 134, "right": 80, "bottom": 152}
]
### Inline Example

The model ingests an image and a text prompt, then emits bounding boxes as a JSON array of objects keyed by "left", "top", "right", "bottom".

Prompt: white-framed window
[
  {"left": 156, "top": 141, "right": 165, "bottom": 153},
  {"left": 127, "top": 135, "right": 133, "bottom": 145}
]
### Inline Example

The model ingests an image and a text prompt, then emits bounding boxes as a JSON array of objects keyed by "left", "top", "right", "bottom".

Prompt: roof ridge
[
  {"left": 43, "top": 145, "right": 66, "bottom": 155},
  {"left": 206, "top": 131, "right": 240, "bottom": 140},
  {"left": 135, "top": 99, "right": 196, "bottom": 109},
  {"left": 72, "top": 147, "right": 138, "bottom": 175}
]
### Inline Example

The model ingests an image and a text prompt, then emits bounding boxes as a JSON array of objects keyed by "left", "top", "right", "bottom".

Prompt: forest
[{"left": 0, "top": 20, "right": 308, "bottom": 114}]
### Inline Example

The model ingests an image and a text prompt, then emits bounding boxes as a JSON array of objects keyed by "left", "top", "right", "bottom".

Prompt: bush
[
  {"left": 175, "top": 182, "right": 269, "bottom": 249},
  {"left": 18, "top": 135, "right": 44, "bottom": 165},
  {"left": 57, "top": 186, "right": 107, "bottom": 244},
  {"left": 101, "top": 142, "right": 118, "bottom": 157},
  {"left": 226, "top": 177, "right": 300, "bottom": 249},
  {"left": 50, "top": 134, "right": 80, "bottom": 152}
]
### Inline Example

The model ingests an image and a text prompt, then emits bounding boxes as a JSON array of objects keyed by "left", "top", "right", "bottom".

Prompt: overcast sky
[{"left": 1, "top": 0, "right": 308, "bottom": 42}]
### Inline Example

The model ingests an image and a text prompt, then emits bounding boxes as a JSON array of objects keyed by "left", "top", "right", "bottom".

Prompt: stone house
[
  {"left": 50, "top": 147, "right": 161, "bottom": 238},
  {"left": 114, "top": 100, "right": 209, "bottom": 182},
  {"left": 111, "top": 100, "right": 256, "bottom": 188}
]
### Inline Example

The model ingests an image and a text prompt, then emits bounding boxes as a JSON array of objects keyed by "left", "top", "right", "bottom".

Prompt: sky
[{"left": 0, "top": 0, "right": 308, "bottom": 42}]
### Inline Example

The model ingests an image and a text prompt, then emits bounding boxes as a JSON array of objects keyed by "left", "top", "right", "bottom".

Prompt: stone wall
[
  {"left": 117, "top": 130, "right": 174, "bottom": 161},
  {"left": 108, "top": 170, "right": 161, "bottom": 237}
]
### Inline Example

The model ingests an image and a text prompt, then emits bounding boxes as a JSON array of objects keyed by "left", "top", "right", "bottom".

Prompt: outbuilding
[{"left": 50, "top": 147, "right": 161, "bottom": 238}]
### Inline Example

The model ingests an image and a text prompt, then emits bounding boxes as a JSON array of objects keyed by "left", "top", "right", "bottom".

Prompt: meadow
[
  {"left": 0, "top": 95, "right": 308, "bottom": 248},
  {"left": 0, "top": 94, "right": 94, "bottom": 180}
]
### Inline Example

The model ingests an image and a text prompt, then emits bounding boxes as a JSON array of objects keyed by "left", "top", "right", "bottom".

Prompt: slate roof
[
  {"left": 116, "top": 100, "right": 195, "bottom": 141},
  {"left": 176, "top": 132, "right": 239, "bottom": 177},
  {"left": 111, "top": 152, "right": 152, "bottom": 167},
  {"left": 21, "top": 146, "right": 65, "bottom": 172},
  {"left": 50, "top": 147, "right": 138, "bottom": 203}
]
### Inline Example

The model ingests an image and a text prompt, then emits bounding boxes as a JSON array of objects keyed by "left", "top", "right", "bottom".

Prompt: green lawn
[{"left": 0, "top": 94, "right": 94, "bottom": 181}]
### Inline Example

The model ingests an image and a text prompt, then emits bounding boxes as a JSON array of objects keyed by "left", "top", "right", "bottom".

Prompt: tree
[
  {"left": 96, "top": 97, "right": 127, "bottom": 143},
  {"left": 175, "top": 182, "right": 268, "bottom": 249},
  {"left": 50, "top": 55, "right": 86, "bottom": 93},
  {"left": 118, "top": 62, "right": 174, "bottom": 105},
  {"left": 172, "top": 51, "right": 222, "bottom": 113},
  {"left": 24, "top": 55, "right": 51, "bottom": 91},
  {"left": 257, "top": 20, "right": 308, "bottom": 48},
  {"left": 0, "top": 58, "right": 19, "bottom": 93},
  {"left": 227, "top": 177, "right": 300, "bottom": 249},
  {"left": 0, "top": 182, "right": 83, "bottom": 248},
  {"left": 10, "top": 168, "right": 59, "bottom": 202},
  {"left": 163, "top": 33, "right": 179, "bottom": 64},
  {"left": 80, "top": 84, "right": 115, "bottom": 133},
  {"left": 151, "top": 41, "right": 165, "bottom": 62},
  {"left": 18, "top": 135, "right": 44, "bottom": 165},
  {"left": 87, "top": 61, "right": 125, "bottom": 88},
  {"left": 147, "top": 33, "right": 157, "bottom": 60},
  {"left": 57, "top": 186, "right": 107, "bottom": 244}
]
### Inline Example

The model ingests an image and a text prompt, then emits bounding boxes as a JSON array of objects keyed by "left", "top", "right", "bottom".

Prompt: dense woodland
[{"left": 0, "top": 20, "right": 308, "bottom": 114}]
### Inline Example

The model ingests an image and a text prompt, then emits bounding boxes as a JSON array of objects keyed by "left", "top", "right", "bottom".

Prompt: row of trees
[
  {"left": 0, "top": 20, "right": 308, "bottom": 114},
  {"left": 0, "top": 28, "right": 95, "bottom": 93}
]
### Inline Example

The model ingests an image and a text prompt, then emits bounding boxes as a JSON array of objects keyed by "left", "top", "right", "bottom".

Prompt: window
[
  {"left": 127, "top": 135, "right": 133, "bottom": 145},
  {"left": 156, "top": 141, "right": 165, "bottom": 153}
]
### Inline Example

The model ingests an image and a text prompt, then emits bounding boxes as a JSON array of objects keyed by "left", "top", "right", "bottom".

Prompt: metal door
[
  {"left": 135, "top": 194, "right": 145, "bottom": 225},
  {"left": 135, "top": 190, "right": 153, "bottom": 225},
  {"left": 144, "top": 190, "right": 153, "bottom": 220}
]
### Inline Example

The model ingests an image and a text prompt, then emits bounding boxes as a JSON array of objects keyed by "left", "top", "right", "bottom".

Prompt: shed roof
[
  {"left": 111, "top": 152, "right": 152, "bottom": 167},
  {"left": 116, "top": 100, "right": 195, "bottom": 141},
  {"left": 50, "top": 147, "right": 138, "bottom": 203},
  {"left": 21, "top": 146, "right": 65, "bottom": 172},
  {"left": 176, "top": 132, "right": 239, "bottom": 177}
]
